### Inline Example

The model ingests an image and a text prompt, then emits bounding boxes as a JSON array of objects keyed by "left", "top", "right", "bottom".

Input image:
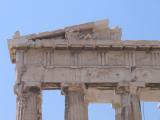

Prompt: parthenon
[{"left": 8, "top": 19, "right": 160, "bottom": 120}]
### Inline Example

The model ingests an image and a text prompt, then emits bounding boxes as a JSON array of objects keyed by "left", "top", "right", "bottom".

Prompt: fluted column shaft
[
  {"left": 15, "top": 85, "right": 42, "bottom": 120},
  {"left": 114, "top": 86, "right": 142, "bottom": 120},
  {"left": 64, "top": 85, "right": 88, "bottom": 120}
]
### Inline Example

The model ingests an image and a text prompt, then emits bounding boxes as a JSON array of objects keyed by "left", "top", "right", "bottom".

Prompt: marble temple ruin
[{"left": 8, "top": 20, "right": 160, "bottom": 120}]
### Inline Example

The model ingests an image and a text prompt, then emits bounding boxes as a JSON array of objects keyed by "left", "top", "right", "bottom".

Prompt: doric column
[
  {"left": 62, "top": 84, "right": 88, "bottom": 120},
  {"left": 14, "top": 84, "right": 42, "bottom": 120},
  {"left": 112, "top": 82, "right": 144, "bottom": 120}
]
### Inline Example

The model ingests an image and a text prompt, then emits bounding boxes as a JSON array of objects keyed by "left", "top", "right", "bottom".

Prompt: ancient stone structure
[{"left": 9, "top": 20, "right": 160, "bottom": 120}]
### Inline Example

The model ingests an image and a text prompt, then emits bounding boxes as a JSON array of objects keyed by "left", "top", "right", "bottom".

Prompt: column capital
[
  {"left": 116, "top": 81, "right": 145, "bottom": 95},
  {"left": 61, "top": 83, "right": 86, "bottom": 95},
  {"left": 14, "top": 82, "right": 41, "bottom": 96},
  {"left": 129, "top": 82, "right": 145, "bottom": 94}
]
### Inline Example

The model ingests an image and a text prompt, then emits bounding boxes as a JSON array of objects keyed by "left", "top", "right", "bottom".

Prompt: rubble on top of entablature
[
  {"left": 12, "top": 19, "right": 122, "bottom": 41},
  {"left": 64, "top": 19, "right": 122, "bottom": 41}
]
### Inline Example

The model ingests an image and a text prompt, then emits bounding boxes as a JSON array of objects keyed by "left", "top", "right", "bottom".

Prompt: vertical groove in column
[
  {"left": 84, "top": 102, "right": 88, "bottom": 120},
  {"left": 131, "top": 94, "right": 142, "bottom": 120},
  {"left": 121, "top": 93, "right": 131, "bottom": 120},
  {"left": 65, "top": 95, "right": 69, "bottom": 120},
  {"left": 115, "top": 108, "right": 121, "bottom": 120},
  {"left": 37, "top": 93, "right": 42, "bottom": 120}
]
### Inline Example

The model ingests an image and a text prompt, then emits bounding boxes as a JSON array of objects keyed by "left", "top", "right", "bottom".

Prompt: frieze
[{"left": 21, "top": 49, "right": 160, "bottom": 68}]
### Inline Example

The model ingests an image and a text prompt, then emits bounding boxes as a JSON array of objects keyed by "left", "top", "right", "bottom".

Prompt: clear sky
[{"left": 0, "top": 0, "right": 160, "bottom": 120}]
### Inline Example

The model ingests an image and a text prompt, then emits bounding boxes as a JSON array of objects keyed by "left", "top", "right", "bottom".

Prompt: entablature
[{"left": 8, "top": 19, "right": 160, "bottom": 90}]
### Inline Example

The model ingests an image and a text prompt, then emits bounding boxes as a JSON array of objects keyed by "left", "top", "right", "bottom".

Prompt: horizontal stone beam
[
  {"left": 9, "top": 39, "right": 160, "bottom": 63},
  {"left": 86, "top": 88, "right": 160, "bottom": 103}
]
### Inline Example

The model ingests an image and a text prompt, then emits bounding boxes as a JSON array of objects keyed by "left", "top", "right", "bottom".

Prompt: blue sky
[{"left": 0, "top": 0, "right": 160, "bottom": 120}]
